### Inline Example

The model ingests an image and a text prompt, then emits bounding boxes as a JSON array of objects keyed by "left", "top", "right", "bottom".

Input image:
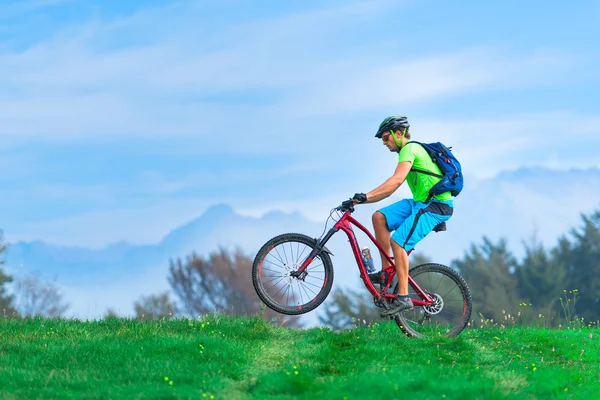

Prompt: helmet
[{"left": 375, "top": 116, "right": 410, "bottom": 138}]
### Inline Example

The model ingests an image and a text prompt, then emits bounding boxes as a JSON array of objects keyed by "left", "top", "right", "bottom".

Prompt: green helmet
[{"left": 375, "top": 116, "right": 410, "bottom": 138}]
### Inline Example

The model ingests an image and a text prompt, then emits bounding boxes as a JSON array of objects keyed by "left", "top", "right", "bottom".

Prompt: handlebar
[{"left": 336, "top": 199, "right": 355, "bottom": 213}]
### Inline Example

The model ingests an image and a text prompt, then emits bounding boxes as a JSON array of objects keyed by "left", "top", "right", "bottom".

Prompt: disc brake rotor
[
  {"left": 422, "top": 293, "right": 444, "bottom": 315},
  {"left": 282, "top": 262, "right": 304, "bottom": 284}
]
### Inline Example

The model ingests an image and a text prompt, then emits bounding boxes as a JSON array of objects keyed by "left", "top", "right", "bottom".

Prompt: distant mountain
[
  {"left": 4, "top": 204, "right": 325, "bottom": 319},
  {"left": 6, "top": 204, "right": 320, "bottom": 284},
  {"left": 4, "top": 167, "right": 600, "bottom": 321}
]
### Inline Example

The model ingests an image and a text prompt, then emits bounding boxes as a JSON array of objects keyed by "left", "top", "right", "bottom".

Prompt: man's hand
[
  {"left": 340, "top": 199, "right": 355, "bottom": 210},
  {"left": 352, "top": 193, "right": 367, "bottom": 204}
]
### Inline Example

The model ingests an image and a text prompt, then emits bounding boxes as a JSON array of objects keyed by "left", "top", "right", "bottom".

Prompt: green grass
[{"left": 0, "top": 316, "right": 598, "bottom": 399}]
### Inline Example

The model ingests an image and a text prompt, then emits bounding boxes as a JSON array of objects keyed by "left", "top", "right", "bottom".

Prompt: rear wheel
[
  {"left": 393, "top": 263, "right": 472, "bottom": 337},
  {"left": 252, "top": 233, "right": 334, "bottom": 315}
]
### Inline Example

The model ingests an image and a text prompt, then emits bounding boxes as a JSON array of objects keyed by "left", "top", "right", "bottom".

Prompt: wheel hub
[
  {"left": 422, "top": 293, "right": 444, "bottom": 315},
  {"left": 283, "top": 263, "right": 303, "bottom": 284}
]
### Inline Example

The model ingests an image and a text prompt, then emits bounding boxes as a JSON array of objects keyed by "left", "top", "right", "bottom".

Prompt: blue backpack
[{"left": 407, "top": 141, "right": 464, "bottom": 201}]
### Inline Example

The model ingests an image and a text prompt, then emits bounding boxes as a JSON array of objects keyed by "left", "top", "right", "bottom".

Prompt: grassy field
[{"left": 0, "top": 315, "right": 598, "bottom": 399}]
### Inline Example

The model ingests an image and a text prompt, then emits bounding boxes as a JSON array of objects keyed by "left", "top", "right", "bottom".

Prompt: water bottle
[{"left": 361, "top": 247, "right": 376, "bottom": 273}]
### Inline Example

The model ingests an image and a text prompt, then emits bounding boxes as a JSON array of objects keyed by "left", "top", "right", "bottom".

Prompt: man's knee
[{"left": 372, "top": 211, "right": 388, "bottom": 229}]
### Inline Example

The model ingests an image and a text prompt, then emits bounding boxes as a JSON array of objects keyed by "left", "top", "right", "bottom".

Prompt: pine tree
[
  {"left": 0, "top": 231, "right": 18, "bottom": 317},
  {"left": 516, "top": 237, "right": 566, "bottom": 320},
  {"left": 0, "top": 269, "right": 16, "bottom": 317},
  {"left": 552, "top": 210, "right": 600, "bottom": 322},
  {"left": 452, "top": 237, "right": 519, "bottom": 321}
]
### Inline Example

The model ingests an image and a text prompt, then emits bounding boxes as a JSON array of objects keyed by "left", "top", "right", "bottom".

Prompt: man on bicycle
[{"left": 350, "top": 116, "right": 454, "bottom": 317}]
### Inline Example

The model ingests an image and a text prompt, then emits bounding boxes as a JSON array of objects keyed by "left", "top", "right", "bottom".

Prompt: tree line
[{"left": 1, "top": 209, "right": 598, "bottom": 329}]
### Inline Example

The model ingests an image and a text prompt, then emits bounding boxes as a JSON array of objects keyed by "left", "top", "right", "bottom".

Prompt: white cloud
[
  {"left": 0, "top": 0, "right": 578, "bottom": 151},
  {"left": 283, "top": 47, "right": 575, "bottom": 116}
]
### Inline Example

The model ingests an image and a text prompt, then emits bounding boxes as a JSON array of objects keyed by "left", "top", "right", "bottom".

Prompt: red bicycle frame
[{"left": 295, "top": 210, "right": 434, "bottom": 306}]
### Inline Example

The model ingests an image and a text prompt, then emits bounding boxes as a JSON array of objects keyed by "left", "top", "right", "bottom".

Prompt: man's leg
[
  {"left": 391, "top": 239, "right": 409, "bottom": 295},
  {"left": 372, "top": 211, "right": 391, "bottom": 269},
  {"left": 381, "top": 201, "right": 454, "bottom": 317},
  {"left": 380, "top": 239, "right": 413, "bottom": 317},
  {"left": 373, "top": 199, "right": 413, "bottom": 269}
]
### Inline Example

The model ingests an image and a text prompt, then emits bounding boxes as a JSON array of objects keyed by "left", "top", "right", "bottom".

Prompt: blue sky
[{"left": 1, "top": 0, "right": 599, "bottom": 247}]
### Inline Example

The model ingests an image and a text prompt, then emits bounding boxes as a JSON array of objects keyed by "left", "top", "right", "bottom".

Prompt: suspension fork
[{"left": 290, "top": 227, "right": 337, "bottom": 279}]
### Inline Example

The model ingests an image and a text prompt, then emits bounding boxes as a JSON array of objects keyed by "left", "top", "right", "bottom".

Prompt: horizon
[{"left": 4, "top": 164, "right": 600, "bottom": 249}]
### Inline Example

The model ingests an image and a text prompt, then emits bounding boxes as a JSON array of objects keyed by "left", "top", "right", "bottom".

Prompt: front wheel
[
  {"left": 394, "top": 263, "right": 472, "bottom": 337},
  {"left": 252, "top": 233, "right": 334, "bottom": 315}
]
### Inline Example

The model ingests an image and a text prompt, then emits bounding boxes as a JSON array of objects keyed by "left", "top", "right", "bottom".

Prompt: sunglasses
[{"left": 381, "top": 131, "right": 393, "bottom": 141}]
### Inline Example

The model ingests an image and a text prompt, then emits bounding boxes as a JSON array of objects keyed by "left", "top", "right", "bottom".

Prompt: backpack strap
[
  {"left": 411, "top": 167, "right": 443, "bottom": 178},
  {"left": 404, "top": 141, "right": 444, "bottom": 178}
]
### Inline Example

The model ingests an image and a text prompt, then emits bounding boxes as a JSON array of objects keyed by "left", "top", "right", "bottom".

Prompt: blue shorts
[{"left": 378, "top": 199, "right": 453, "bottom": 251}]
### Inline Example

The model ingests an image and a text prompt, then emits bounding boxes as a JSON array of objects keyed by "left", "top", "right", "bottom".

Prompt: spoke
[
  {"left": 299, "top": 281, "right": 319, "bottom": 297},
  {"left": 442, "top": 284, "right": 458, "bottom": 299},
  {"left": 299, "top": 282, "right": 316, "bottom": 304},
  {"left": 304, "top": 281, "right": 324, "bottom": 291},
  {"left": 440, "top": 309, "right": 462, "bottom": 317},
  {"left": 279, "top": 244, "right": 290, "bottom": 268},
  {"left": 263, "top": 276, "right": 285, "bottom": 285},
  {"left": 305, "top": 276, "right": 324, "bottom": 286},
  {"left": 434, "top": 274, "right": 445, "bottom": 293},
  {"left": 272, "top": 281, "right": 288, "bottom": 299},
  {"left": 285, "top": 283, "right": 292, "bottom": 306},
  {"left": 267, "top": 251, "right": 286, "bottom": 267},
  {"left": 285, "top": 241, "right": 294, "bottom": 264},
  {"left": 297, "top": 281, "right": 305, "bottom": 304},
  {"left": 277, "top": 283, "right": 288, "bottom": 304},
  {"left": 301, "top": 280, "right": 324, "bottom": 290},
  {"left": 290, "top": 282, "right": 298, "bottom": 305},
  {"left": 436, "top": 313, "right": 452, "bottom": 326},
  {"left": 278, "top": 243, "right": 290, "bottom": 265},
  {"left": 296, "top": 245, "right": 309, "bottom": 265},
  {"left": 263, "top": 258, "right": 285, "bottom": 268},
  {"left": 307, "top": 262, "right": 324, "bottom": 271},
  {"left": 288, "top": 242, "right": 296, "bottom": 263},
  {"left": 305, "top": 270, "right": 324, "bottom": 276},
  {"left": 305, "top": 271, "right": 324, "bottom": 279},
  {"left": 292, "top": 242, "right": 302, "bottom": 264},
  {"left": 265, "top": 276, "right": 285, "bottom": 288},
  {"left": 262, "top": 267, "right": 283, "bottom": 274}
]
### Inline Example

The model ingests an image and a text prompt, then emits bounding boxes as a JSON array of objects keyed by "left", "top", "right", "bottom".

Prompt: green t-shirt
[{"left": 398, "top": 142, "right": 452, "bottom": 202}]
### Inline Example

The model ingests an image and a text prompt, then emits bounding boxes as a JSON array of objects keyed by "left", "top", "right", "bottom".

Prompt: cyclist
[{"left": 350, "top": 116, "right": 454, "bottom": 317}]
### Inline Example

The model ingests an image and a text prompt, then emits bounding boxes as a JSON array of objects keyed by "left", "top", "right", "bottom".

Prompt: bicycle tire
[
  {"left": 252, "top": 233, "right": 334, "bottom": 315},
  {"left": 393, "top": 263, "right": 472, "bottom": 338}
]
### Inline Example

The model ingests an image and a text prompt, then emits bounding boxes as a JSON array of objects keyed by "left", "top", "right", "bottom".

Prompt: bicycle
[{"left": 251, "top": 200, "right": 472, "bottom": 337}]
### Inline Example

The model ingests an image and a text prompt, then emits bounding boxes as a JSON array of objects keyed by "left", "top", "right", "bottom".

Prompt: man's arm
[{"left": 364, "top": 161, "right": 412, "bottom": 203}]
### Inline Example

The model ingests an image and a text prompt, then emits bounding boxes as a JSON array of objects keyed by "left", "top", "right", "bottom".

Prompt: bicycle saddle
[{"left": 433, "top": 221, "right": 447, "bottom": 232}]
